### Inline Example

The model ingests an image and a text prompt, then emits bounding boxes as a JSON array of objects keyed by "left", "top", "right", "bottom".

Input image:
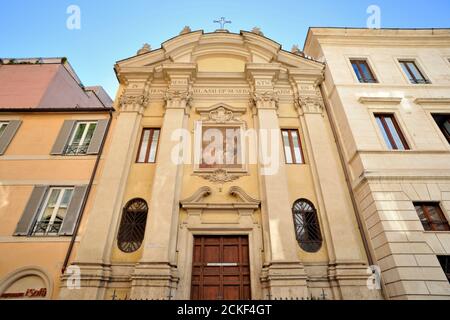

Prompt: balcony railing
[
  {"left": 32, "top": 220, "right": 63, "bottom": 236},
  {"left": 64, "top": 143, "right": 89, "bottom": 155}
]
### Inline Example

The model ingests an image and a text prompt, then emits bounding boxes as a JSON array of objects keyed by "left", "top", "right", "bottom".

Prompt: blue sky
[{"left": 1, "top": 0, "right": 450, "bottom": 98}]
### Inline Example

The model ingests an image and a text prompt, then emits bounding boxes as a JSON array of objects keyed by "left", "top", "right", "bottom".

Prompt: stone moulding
[
  {"left": 180, "top": 186, "right": 260, "bottom": 210},
  {"left": 414, "top": 97, "right": 450, "bottom": 105},
  {"left": 358, "top": 96, "right": 403, "bottom": 104}
]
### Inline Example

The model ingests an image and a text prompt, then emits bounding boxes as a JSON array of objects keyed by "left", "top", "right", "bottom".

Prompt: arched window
[
  {"left": 292, "top": 199, "right": 322, "bottom": 253},
  {"left": 117, "top": 198, "right": 148, "bottom": 253}
]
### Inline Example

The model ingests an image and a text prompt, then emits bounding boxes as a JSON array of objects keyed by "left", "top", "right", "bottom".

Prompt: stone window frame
[
  {"left": 428, "top": 113, "right": 450, "bottom": 147},
  {"left": 193, "top": 104, "right": 249, "bottom": 174},
  {"left": 413, "top": 202, "right": 450, "bottom": 232},
  {"left": 393, "top": 56, "right": 433, "bottom": 85},
  {"left": 136, "top": 128, "right": 161, "bottom": 164},
  {"left": 349, "top": 59, "right": 378, "bottom": 84},
  {"left": 344, "top": 54, "right": 382, "bottom": 85},
  {"left": 368, "top": 108, "right": 414, "bottom": 151}
]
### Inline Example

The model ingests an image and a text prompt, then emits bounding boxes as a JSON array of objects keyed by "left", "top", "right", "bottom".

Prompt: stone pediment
[
  {"left": 196, "top": 103, "right": 246, "bottom": 123},
  {"left": 180, "top": 186, "right": 260, "bottom": 210},
  {"left": 115, "top": 30, "right": 324, "bottom": 75}
]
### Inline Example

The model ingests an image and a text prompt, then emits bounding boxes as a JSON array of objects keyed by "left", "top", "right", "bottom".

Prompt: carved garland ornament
[
  {"left": 208, "top": 107, "right": 236, "bottom": 123},
  {"left": 202, "top": 169, "right": 240, "bottom": 184}
]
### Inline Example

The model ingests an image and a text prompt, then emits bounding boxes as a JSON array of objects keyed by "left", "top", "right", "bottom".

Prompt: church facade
[
  {"left": 58, "top": 29, "right": 380, "bottom": 300},
  {"left": 1, "top": 27, "right": 449, "bottom": 300}
]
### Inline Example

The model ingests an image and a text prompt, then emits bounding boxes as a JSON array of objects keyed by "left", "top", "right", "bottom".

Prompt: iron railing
[
  {"left": 32, "top": 220, "right": 62, "bottom": 236},
  {"left": 64, "top": 143, "right": 89, "bottom": 155}
]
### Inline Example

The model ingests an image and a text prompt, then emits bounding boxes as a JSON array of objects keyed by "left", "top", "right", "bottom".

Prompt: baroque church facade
[
  {"left": 0, "top": 27, "right": 449, "bottom": 300},
  {"left": 59, "top": 29, "right": 380, "bottom": 300}
]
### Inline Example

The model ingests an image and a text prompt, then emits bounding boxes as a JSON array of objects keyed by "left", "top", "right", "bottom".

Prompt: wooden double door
[{"left": 190, "top": 236, "right": 251, "bottom": 300}]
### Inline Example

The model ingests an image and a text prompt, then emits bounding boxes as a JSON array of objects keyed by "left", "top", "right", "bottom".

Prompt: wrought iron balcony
[
  {"left": 32, "top": 220, "right": 62, "bottom": 236},
  {"left": 63, "top": 143, "right": 89, "bottom": 155}
]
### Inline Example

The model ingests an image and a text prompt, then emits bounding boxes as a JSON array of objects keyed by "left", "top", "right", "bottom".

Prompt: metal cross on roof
[{"left": 214, "top": 17, "right": 232, "bottom": 30}]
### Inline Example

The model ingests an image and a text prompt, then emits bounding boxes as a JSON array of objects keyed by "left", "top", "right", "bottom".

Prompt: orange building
[{"left": 0, "top": 58, "right": 114, "bottom": 299}]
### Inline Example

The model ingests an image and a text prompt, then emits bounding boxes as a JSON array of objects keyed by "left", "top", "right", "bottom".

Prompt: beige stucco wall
[{"left": 305, "top": 28, "right": 450, "bottom": 299}]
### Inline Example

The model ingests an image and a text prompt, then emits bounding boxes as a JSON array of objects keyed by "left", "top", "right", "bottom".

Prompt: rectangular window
[
  {"left": 281, "top": 129, "right": 305, "bottom": 164},
  {"left": 0, "top": 121, "right": 8, "bottom": 138},
  {"left": 350, "top": 59, "right": 377, "bottom": 83},
  {"left": 437, "top": 256, "right": 450, "bottom": 283},
  {"left": 375, "top": 114, "right": 409, "bottom": 150},
  {"left": 399, "top": 60, "right": 430, "bottom": 84},
  {"left": 414, "top": 202, "right": 450, "bottom": 232},
  {"left": 432, "top": 114, "right": 450, "bottom": 145},
  {"left": 65, "top": 121, "right": 97, "bottom": 155},
  {"left": 32, "top": 187, "right": 74, "bottom": 236},
  {"left": 136, "top": 128, "right": 160, "bottom": 163},
  {"left": 200, "top": 126, "right": 242, "bottom": 169}
]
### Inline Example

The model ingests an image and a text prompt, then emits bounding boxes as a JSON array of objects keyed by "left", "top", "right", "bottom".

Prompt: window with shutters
[
  {"left": 64, "top": 121, "right": 97, "bottom": 155},
  {"left": 414, "top": 202, "right": 450, "bottom": 232},
  {"left": 200, "top": 126, "right": 243, "bottom": 169},
  {"left": 136, "top": 128, "right": 160, "bottom": 163},
  {"left": 350, "top": 59, "right": 378, "bottom": 83},
  {"left": 292, "top": 199, "right": 323, "bottom": 253},
  {"left": 399, "top": 60, "right": 431, "bottom": 84},
  {"left": 374, "top": 114, "right": 409, "bottom": 150},
  {"left": 281, "top": 129, "right": 305, "bottom": 164},
  {"left": 0, "top": 121, "right": 8, "bottom": 138},
  {"left": 117, "top": 199, "right": 148, "bottom": 253},
  {"left": 32, "top": 187, "right": 74, "bottom": 236}
]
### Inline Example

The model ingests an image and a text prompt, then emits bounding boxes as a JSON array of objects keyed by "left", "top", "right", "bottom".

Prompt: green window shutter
[
  {"left": 59, "top": 185, "right": 88, "bottom": 236},
  {"left": 86, "top": 119, "right": 109, "bottom": 155},
  {"left": 51, "top": 120, "right": 76, "bottom": 155},
  {"left": 14, "top": 186, "right": 48, "bottom": 236},
  {"left": 0, "top": 120, "right": 22, "bottom": 155}
]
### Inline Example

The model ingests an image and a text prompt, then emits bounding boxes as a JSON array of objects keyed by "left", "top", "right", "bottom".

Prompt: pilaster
[
  {"left": 247, "top": 63, "right": 308, "bottom": 298},
  {"left": 130, "top": 63, "right": 197, "bottom": 300},
  {"left": 59, "top": 75, "right": 152, "bottom": 299}
]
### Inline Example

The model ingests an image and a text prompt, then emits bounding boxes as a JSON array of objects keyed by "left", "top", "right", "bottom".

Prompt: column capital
[
  {"left": 118, "top": 93, "right": 150, "bottom": 114},
  {"left": 295, "top": 93, "right": 325, "bottom": 115}
]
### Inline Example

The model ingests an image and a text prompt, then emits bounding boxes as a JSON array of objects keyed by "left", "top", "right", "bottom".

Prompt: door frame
[
  {"left": 189, "top": 234, "right": 252, "bottom": 300},
  {"left": 177, "top": 186, "right": 262, "bottom": 300},
  {"left": 178, "top": 228, "right": 262, "bottom": 300}
]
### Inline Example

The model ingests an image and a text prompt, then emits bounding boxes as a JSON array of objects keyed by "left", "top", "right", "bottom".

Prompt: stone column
[
  {"left": 130, "top": 64, "right": 196, "bottom": 300},
  {"left": 59, "top": 88, "right": 151, "bottom": 300},
  {"left": 247, "top": 64, "right": 308, "bottom": 299},
  {"left": 290, "top": 74, "right": 377, "bottom": 299}
]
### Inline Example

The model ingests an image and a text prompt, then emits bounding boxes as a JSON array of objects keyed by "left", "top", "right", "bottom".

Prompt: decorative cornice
[
  {"left": 414, "top": 98, "right": 450, "bottom": 105},
  {"left": 180, "top": 186, "right": 212, "bottom": 204},
  {"left": 229, "top": 186, "right": 260, "bottom": 206},
  {"left": 197, "top": 103, "right": 246, "bottom": 123},
  {"left": 180, "top": 186, "right": 260, "bottom": 210},
  {"left": 358, "top": 97, "right": 403, "bottom": 104}
]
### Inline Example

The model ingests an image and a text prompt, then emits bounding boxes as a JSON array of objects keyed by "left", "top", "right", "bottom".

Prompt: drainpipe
[{"left": 61, "top": 110, "right": 113, "bottom": 274}]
